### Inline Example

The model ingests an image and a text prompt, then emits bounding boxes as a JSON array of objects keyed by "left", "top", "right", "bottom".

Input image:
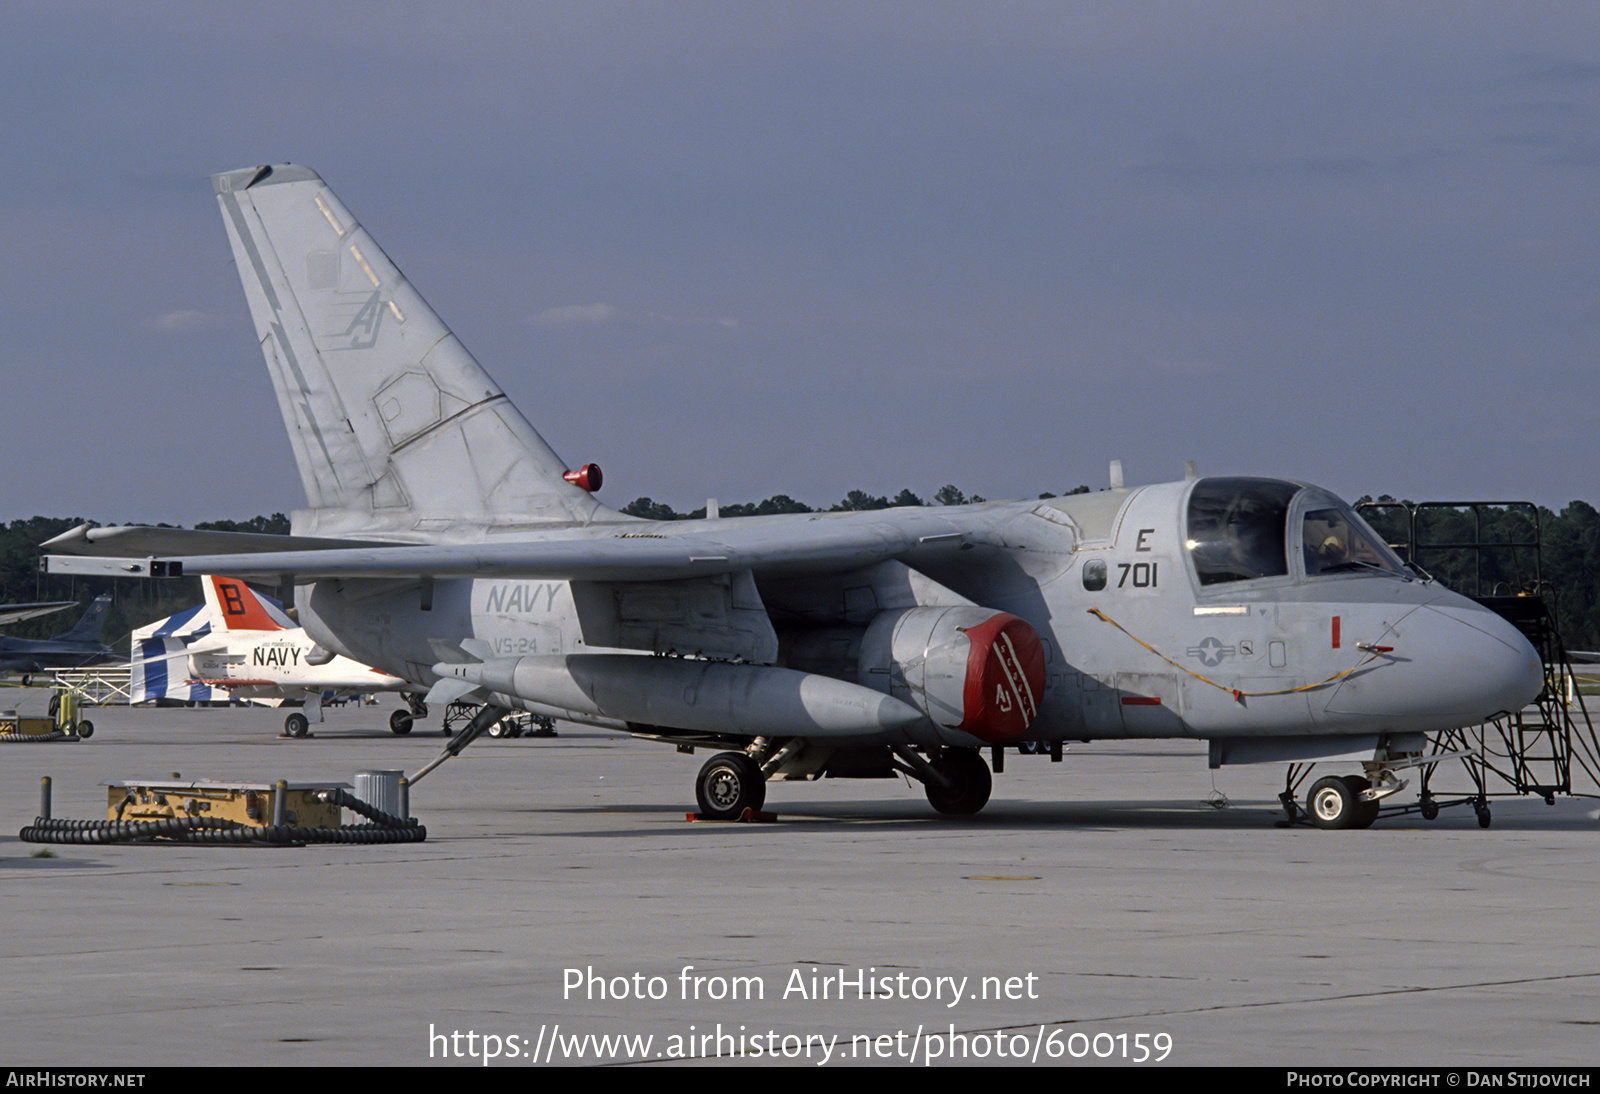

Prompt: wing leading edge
[{"left": 45, "top": 511, "right": 974, "bottom": 584}]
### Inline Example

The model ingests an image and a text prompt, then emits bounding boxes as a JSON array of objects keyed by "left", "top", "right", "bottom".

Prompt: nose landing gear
[
  {"left": 1281, "top": 755, "right": 1409, "bottom": 829},
  {"left": 1305, "top": 775, "right": 1381, "bottom": 830}
]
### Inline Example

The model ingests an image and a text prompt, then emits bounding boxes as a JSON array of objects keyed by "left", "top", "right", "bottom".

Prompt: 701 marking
[{"left": 1117, "top": 562, "right": 1158, "bottom": 588}]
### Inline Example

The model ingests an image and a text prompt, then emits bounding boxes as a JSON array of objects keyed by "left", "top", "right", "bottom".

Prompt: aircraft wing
[
  {"left": 45, "top": 514, "right": 972, "bottom": 584},
  {"left": 0, "top": 602, "right": 75, "bottom": 627},
  {"left": 42, "top": 523, "right": 392, "bottom": 558}
]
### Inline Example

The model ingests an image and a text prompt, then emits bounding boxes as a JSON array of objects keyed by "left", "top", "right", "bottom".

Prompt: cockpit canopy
[{"left": 1186, "top": 477, "right": 1408, "bottom": 587}]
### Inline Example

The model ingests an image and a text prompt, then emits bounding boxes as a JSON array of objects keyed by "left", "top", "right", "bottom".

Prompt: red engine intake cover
[{"left": 958, "top": 613, "right": 1046, "bottom": 744}]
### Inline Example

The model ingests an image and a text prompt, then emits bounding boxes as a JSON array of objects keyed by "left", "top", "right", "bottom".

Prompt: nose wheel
[
  {"left": 1305, "top": 775, "right": 1381, "bottom": 830},
  {"left": 1284, "top": 759, "right": 1411, "bottom": 829}
]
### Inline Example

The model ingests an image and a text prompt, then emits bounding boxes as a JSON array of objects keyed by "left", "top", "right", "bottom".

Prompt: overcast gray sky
[{"left": 3, "top": 1, "right": 1597, "bottom": 526}]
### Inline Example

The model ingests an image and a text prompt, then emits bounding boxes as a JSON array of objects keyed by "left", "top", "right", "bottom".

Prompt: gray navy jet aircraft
[
  {"left": 0, "top": 594, "right": 121, "bottom": 679},
  {"left": 47, "top": 165, "right": 1544, "bottom": 827}
]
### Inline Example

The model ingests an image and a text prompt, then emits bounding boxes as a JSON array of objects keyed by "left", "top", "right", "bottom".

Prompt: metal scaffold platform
[
  {"left": 1359, "top": 500, "right": 1600, "bottom": 825},
  {"left": 1422, "top": 594, "right": 1600, "bottom": 822}
]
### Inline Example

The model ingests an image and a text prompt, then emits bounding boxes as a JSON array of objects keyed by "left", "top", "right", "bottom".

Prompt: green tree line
[
  {"left": 618, "top": 483, "right": 1092, "bottom": 521},
  {"left": 0, "top": 514, "right": 290, "bottom": 647},
  {"left": 1357, "top": 497, "right": 1600, "bottom": 650},
  {"left": 4, "top": 494, "right": 1599, "bottom": 651}
]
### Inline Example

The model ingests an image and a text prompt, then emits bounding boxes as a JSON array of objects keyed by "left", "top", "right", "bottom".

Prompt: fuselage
[
  {"left": 0, "top": 638, "right": 121, "bottom": 676},
  {"left": 186, "top": 632, "right": 404, "bottom": 697},
  {"left": 295, "top": 477, "right": 1543, "bottom": 751}
]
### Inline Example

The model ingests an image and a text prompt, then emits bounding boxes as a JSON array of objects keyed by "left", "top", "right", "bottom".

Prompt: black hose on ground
[{"left": 19, "top": 801, "right": 427, "bottom": 845}]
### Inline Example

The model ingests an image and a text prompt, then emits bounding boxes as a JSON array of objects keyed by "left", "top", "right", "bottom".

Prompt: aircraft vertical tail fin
[
  {"left": 54, "top": 595, "right": 110, "bottom": 643},
  {"left": 212, "top": 164, "right": 614, "bottom": 537},
  {"left": 202, "top": 576, "right": 291, "bottom": 632}
]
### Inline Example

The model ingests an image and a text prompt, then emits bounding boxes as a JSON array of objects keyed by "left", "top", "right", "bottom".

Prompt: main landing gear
[
  {"left": 887, "top": 745, "right": 992, "bottom": 816},
  {"left": 390, "top": 697, "right": 429, "bottom": 735},
  {"left": 695, "top": 752, "right": 767, "bottom": 820},
  {"left": 687, "top": 743, "right": 996, "bottom": 820},
  {"left": 922, "top": 748, "right": 993, "bottom": 815}
]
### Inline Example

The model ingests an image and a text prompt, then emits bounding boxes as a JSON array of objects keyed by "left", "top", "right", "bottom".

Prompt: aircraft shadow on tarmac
[{"left": 511, "top": 793, "right": 1598, "bottom": 835}]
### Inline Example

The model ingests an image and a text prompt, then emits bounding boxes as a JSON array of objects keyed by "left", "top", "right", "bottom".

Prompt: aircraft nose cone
[
  {"left": 1434, "top": 604, "right": 1546, "bottom": 715},
  {"left": 1324, "top": 603, "right": 1543, "bottom": 730}
]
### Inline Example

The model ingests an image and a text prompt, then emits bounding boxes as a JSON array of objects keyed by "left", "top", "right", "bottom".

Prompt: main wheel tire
[
  {"left": 487, "top": 719, "right": 508, "bottom": 738},
  {"left": 1342, "top": 775, "right": 1381, "bottom": 829},
  {"left": 390, "top": 710, "right": 414, "bottom": 735},
  {"left": 695, "top": 752, "right": 766, "bottom": 820},
  {"left": 1307, "top": 775, "right": 1362, "bottom": 829},
  {"left": 925, "top": 749, "right": 993, "bottom": 816},
  {"left": 284, "top": 712, "right": 310, "bottom": 738}
]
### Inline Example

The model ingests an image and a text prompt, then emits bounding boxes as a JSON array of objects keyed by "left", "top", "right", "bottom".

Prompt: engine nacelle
[{"left": 859, "top": 606, "right": 1046, "bottom": 745}]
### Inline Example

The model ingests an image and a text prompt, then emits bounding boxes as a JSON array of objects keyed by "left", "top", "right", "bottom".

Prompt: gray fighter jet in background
[
  {"left": 47, "top": 165, "right": 1543, "bottom": 827},
  {"left": 0, "top": 594, "right": 121, "bottom": 679},
  {"left": 0, "top": 601, "right": 74, "bottom": 628}
]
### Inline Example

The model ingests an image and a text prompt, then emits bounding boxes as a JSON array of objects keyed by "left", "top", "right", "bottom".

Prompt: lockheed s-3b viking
[{"left": 46, "top": 165, "right": 1543, "bottom": 828}]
